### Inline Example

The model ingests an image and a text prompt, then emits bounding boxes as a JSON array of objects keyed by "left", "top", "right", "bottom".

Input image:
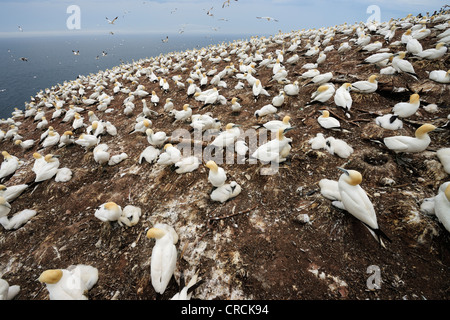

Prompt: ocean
[{"left": 0, "top": 33, "right": 254, "bottom": 119}]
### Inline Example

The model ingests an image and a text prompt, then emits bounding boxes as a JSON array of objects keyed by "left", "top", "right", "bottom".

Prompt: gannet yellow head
[
  {"left": 415, "top": 124, "right": 436, "bottom": 137},
  {"left": 183, "top": 104, "right": 189, "bottom": 111},
  {"left": 64, "top": 131, "right": 73, "bottom": 136},
  {"left": 397, "top": 51, "right": 406, "bottom": 59},
  {"left": 282, "top": 115, "right": 291, "bottom": 124},
  {"left": 14, "top": 140, "right": 22, "bottom": 145},
  {"left": 143, "top": 119, "right": 150, "bottom": 127},
  {"left": 163, "top": 143, "right": 173, "bottom": 150},
  {"left": 146, "top": 227, "right": 167, "bottom": 240},
  {"left": 1, "top": 151, "right": 11, "bottom": 159},
  {"left": 405, "top": 29, "right": 412, "bottom": 35},
  {"left": 436, "top": 42, "right": 445, "bottom": 49},
  {"left": 0, "top": 185, "right": 6, "bottom": 191},
  {"left": 339, "top": 168, "right": 362, "bottom": 186},
  {"left": 166, "top": 98, "right": 172, "bottom": 103},
  {"left": 88, "top": 111, "right": 94, "bottom": 116},
  {"left": 206, "top": 160, "right": 218, "bottom": 172},
  {"left": 44, "top": 154, "right": 56, "bottom": 162},
  {"left": 317, "top": 85, "right": 329, "bottom": 93},
  {"left": 104, "top": 202, "right": 119, "bottom": 211},
  {"left": 39, "top": 269, "right": 63, "bottom": 284},
  {"left": 344, "top": 83, "right": 352, "bottom": 89},
  {"left": 409, "top": 93, "right": 420, "bottom": 103},
  {"left": 321, "top": 110, "right": 330, "bottom": 118},
  {"left": 368, "top": 75, "right": 378, "bottom": 83},
  {"left": 231, "top": 97, "right": 238, "bottom": 104},
  {"left": 445, "top": 184, "right": 450, "bottom": 201}
]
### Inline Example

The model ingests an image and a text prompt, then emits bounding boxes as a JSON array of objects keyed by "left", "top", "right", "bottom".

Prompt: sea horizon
[{"left": 0, "top": 32, "right": 261, "bottom": 119}]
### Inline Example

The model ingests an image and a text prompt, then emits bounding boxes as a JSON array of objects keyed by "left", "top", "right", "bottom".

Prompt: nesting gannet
[
  {"left": 118, "top": 205, "right": 141, "bottom": 227},
  {"left": 14, "top": 139, "right": 34, "bottom": 150},
  {"left": 146, "top": 129, "right": 167, "bottom": 147},
  {"left": 38, "top": 265, "right": 98, "bottom": 300},
  {"left": 251, "top": 127, "right": 293, "bottom": 163},
  {"left": 375, "top": 114, "right": 403, "bottom": 130},
  {"left": 93, "top": 144, "right": 110, "bottom": 165},
  {"left": 308, "top": 133, "right": 326, "bottom": 150},
  {"left": 392, "top": 93, "right": 420, "bottom": 118},
  {"left": 318, "top": 110, "right": 340, "bottom": 130},
  {"left": 434, "top": 184, "right": 450, "bottom": 233},
  {"left": 351, "top": 75, "right": 378, "bottom": 93},
  {"left": 325, "top": 137, "right": 354, "bottom": 158},
  {"left": 0, "top": 278, "right": 20, "bottom": 300},
  {"left": 383, "top": 123, "right": 436, "bottom": 153},
  {"left": 139, "top": 146, "right": 160, "bottom": 164},
  {"left": 230, "top": 97, "right": 242, "bottom": 113},
  {"left": 284, "top": 81, "right": 299, "bottom": 96},
  {"left": 0, "top": 151, "right": 20, "bottom": 181},
  {"left": 58, "top": 131, "right": 74, "bottom": 148},
  {"left": 235, "top": 140, "right": 249, "bottom": 157},
  {"left": 0, "top": 184, "right": 28, "bottom": 202},
  {"left": 157, "top": 144, "right": 182, "bottom": 166},
  {"left": 271, "top": 90, "right": 285, "bottom": 107},
  {"left": 309, "top": 84, "right": 335, "bottom": 104},
  {"left": 337, "top": 168, "right": 390, "bottom": 248},
  {"left": 406, "top": 38, "right": 423, "bottom": 55},
  {"left": 55, "top": 168, "right": 72, "bottom": 182},
  {"left": 108, "top": 152, "right": 128, "bottom": 166},
  {"left": 36, "top": 117, "right": 48, "bottom": 130},
  {"left": 256, "top": 115, "right": 292, "bottom": 133},
  {"left": 75, "top": 134, "right": 99, "bottom": 150},
  {"left": 363, "top": 52, "right": 393, "bottom": 65},
  {"left": 255, "top": 104, "right": 277, "bottom": 118},
  {"left": 210, "top": 181, "right": 242, "bottom": 203},
  {"left": 131, "top": 118, "right": 152, "bottom": 134},
  {"left": 334, "top": 83, "right": 352, "bottom": 115},
  {"left": 34, "top": 154, "right": 59, "bottom": 182},
  {"left": 95, "top": 202, "right": 122, "bottom": 222},
  {"left": 171, "top": 104, "right": 192, "bottom": 123},
  {"left": 429, "top": 70, "right": 450, "bottom": 84},
  {"left": 206, "top": 160, "right": 227, "bottom": 187},
  {"left": 147, "top": 223, "right": 178, "bottom": 295},
  {"left": 416, "top": 42, "right": 447, "bottom": 60},
  {"left": 437, "top": 148, "right": 450, "bottom": 174},
  {"left": 174, "top": 156, "right": 200, "bottom": 174},
  {"left": 210, "top": 123, "right": 241, "bottom": 149},
  {"left": 163, "top": 98, "right": 174, "bottom": 112}
]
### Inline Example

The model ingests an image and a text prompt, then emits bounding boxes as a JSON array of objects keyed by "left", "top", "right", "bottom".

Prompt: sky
[{"left": 0, "top": 0, "right": 447, "bottom": 38}]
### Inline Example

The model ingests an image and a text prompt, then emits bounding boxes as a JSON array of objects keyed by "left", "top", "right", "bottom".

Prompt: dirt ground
[{"left": 0, "top": 14, "right": 449, "bottom": 301}]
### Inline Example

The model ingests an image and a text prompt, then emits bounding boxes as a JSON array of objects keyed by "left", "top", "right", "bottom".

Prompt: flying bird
[
  {"left": 18, "top": 26, "right": 23, "bottom": 32},
  {"left": 106, "top": 16, "right": 118, "bottom": 24},
  {"left": 162, "top": 36, "right": 169, "bottom": 43},
  {"left": 72, "top": 50, "right": 80, "bottom": 55},
  {"left": 256, "top": 16, "right": 278, "bottom": 22}
]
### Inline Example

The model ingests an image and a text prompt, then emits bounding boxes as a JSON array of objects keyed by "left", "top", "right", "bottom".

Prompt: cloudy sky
[{"left": 0, "top": 0, "right": 446, "bottom": 38}]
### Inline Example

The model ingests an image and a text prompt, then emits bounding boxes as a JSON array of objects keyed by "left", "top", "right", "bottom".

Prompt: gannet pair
[
  {"left": 94, "top": 202, "right": 141, "bottom": 227},
  {"left": 157, "top": 144, "right": 181, "bottom": 166},
  {"left": 33, "top": 154, "right": 60, "bottom": 183},
  {"left": 38, "top": 264, "right": 99, "bottom": 300},
  {"left": 146, "top": 129, "right": 167, "bottom": 147}
]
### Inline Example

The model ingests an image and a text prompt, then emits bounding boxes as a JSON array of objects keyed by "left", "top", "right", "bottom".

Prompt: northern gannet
[
  {"left": 95, "top": 202, "right": 122, "bottom": 222},
  {"left": 206, "top": 160, "right": 227, "bottom": 187},
  {"left": 139, "top": 146, "right": 160, "bottom": 164},
  {"left": 437, "top": 148, "right": 450, "bottom": 174},
  {"left": 392, "top": 93, "right": 420, "bottom": 117},
  {"left": 271, "top": 90, "right": 285, "bottom": 107},
  {"left": 170, "top": 104, "right": 192, "bottom": 123},
  {"left": 14, "top": 139, "right": 34, "bottom": 150},
  {"left": 351, "top": 75, "right": 378, "bottom": 93},
  {"left": 251, "top": 127, "right": 293, "bottom": 163},
  {"left": 34, "top": 154, "right": 59, "bottom": 182},
  {"left": 38, "top": 265, "right": 98, "bottom": 300},
  {"left": 324, "top": 137, "right": 354, "bottom": 158},
  {"left": 210, "top": 123, "right": 241, "bottom": 149},
  {"left": 254, "top": 104, "right": 277, "bottom": 118},
  {"left": 391, "top": 52, "right": 417, "bottom": 77},
  {"left": 0, "top": 184, "right": 28, "bottom": 202},
  {"left": 334, "top": 83, "right": 352, "bottom": 115},
  {"left": 210, "top": 181, "right": 242, "bottom": 203},
  {"left": 146, "top": 129, "right": 167, "bottom": 148},
  {"left": 337, "top": 168, "right": 391, "bottom": 248},
  {"left": 93, "top": 144, "right": 110, "bottom": 165},
  {"left": 174, "top": 156, "right": 200, "bottom": 174},
  {"left": 429, "top": 70, "right": 450, "bottom": 84},
  {"left": 416, "top": 42, "right": 447, "bottom": 60},
  {"left": 256, "top": 115, "right": 291, "bottom": 132},
  {"left": 58, "top": 131, "right": 74, "bottom": 148},
  {"left": 230, "top": 97, "right": 242, "bottom": 113},
  {"left": 375, "top": 114, "right": 403, "bottom": 130},
  {"left": 157, "top": 144, "right": 181, "bottom": 166},
  {"left": 117, "top": 205, "right": 141, "bottom": 227},
  {"left": 0, "top": 196, "right": 11, "bottom": 218},
  {"left": 0, "top": 151, "right": 20, "bottom": 181},
  {"left": 309, "top": 84, "right": 335, "bottom": 104},
  {"left": 383, "top": 123, "right": 436, "bottom": 153},
  {"left": 147, "top": 223, "right": 178, "bottom": 295},
  {"left": 318, "top": 110, "right": 340, "bottom": 129},
  {"left": 75, "top": 134, "right": 99, "bottom": 150}
]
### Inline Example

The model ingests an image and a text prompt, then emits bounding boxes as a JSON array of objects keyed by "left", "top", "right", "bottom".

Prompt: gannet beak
[
  {"left": 337, "top": 167, "right": 349, "bottom": 175},
  {"left": 283, "top": 126, "right": 296, "bottom": 133}
]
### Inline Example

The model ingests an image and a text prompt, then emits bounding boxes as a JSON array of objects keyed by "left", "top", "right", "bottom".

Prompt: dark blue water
[{"left": 0, "top": 33, "right": 253, "bottom": 119}]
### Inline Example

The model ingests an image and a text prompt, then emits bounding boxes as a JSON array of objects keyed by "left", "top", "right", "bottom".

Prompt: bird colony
[{"left": 0, "top": 10, "right": 449, "bottom": 300}]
